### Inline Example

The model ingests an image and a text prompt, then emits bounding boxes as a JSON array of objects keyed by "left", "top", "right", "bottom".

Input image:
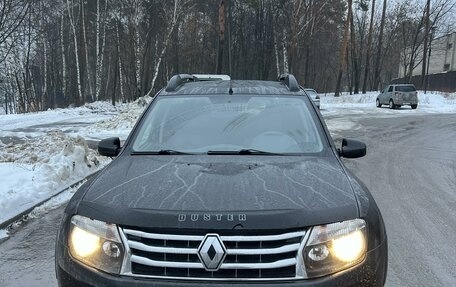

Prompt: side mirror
[
  {"left": 339, "top": 138, "right": 366, "bottom": 158},
  {"left": 98, "top": 137, "right": 121, "bottom": 157}
]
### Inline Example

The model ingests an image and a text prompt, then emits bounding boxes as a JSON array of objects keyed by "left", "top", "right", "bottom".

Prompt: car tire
[
  {"left": 376, "top": 98, "right": 381, "bottom": 108},
  {"left": 389, "top": 99, "right": 395, "bottom": 109},
  {"left": 411, "top": 104, "right": 417, "bottom": 109}
]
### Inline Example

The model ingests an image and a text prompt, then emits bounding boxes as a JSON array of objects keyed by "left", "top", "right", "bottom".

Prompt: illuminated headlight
[
  {"left": 302, "top": 219, "right": 367, "bottom": 278},
  {"left": 68, "top": 215, "right": 125, "bottom": 274}
]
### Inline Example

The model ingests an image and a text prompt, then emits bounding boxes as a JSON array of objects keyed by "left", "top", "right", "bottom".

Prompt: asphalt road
[{"left": 1, "top": 113, "right": 455, "bottom": 286}]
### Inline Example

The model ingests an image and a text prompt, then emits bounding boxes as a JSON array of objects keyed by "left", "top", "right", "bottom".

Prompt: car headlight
[
  {"left": 68, "top": 215, "right": 125, "bottom": 274},
  {"left": 302, "top": 218, "right": 367, "bottom": 278}
]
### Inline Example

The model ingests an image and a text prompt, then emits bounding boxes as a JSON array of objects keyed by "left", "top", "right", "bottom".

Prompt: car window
[
  {"left": 388, "top": 86, "right": 393, "bottom": 92},
  {"left": 396, "top": 85, "right": 416, "bottom": 92},
  {"left": 132, "top": 96, "right": 324, "bottom": 154}
]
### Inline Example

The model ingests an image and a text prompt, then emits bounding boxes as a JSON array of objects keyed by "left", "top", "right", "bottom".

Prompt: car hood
[{"left": 78, "top": 155, "right": 359, "bottom": 230}]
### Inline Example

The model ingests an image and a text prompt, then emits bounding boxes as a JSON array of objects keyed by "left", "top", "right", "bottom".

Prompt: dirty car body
[{"left": 55, "top": 74, "right": 387, "bottom": 286}]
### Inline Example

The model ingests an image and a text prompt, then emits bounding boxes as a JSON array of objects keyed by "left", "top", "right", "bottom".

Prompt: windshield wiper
[
  {"left": 207, "top": 149, "right": 283, "bottom": 155},
  {"left": 131, "top": 150, "right": 194, "bottom": 155}
]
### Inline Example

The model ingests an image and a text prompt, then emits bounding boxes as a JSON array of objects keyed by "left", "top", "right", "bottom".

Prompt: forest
[{"left": 0, "top": 0, "right": 454, "bottom": 114}]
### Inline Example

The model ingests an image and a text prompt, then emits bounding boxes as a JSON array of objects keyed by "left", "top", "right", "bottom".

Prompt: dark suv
[{"left": 55, "top": 74, "right": 387, "bottom": 286}]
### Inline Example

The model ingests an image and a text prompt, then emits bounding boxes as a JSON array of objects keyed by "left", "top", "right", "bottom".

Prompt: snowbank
[
  {"left": 89, "top": 96, "right": 152, "bottom": 140},
  {"left": 0, "top": 98, "right": 153, "bottom": 229},
  {"left": 0, "top": 130, "right": 110, "bottom": 224}
]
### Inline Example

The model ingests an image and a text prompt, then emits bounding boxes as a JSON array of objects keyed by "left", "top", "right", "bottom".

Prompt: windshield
[
  {"left": 396, "top": 85, "right": 416, "bottom": 92},
  {"left": 132, "top": 96, "right": 324, "bottom": 154}
]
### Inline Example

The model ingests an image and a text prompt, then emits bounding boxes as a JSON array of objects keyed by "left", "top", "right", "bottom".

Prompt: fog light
[
  {"left": 103, "top": 241, "right": 121, "bottom": 258},
  {"left": 70, "top": 226, "right": 101, "bottom": 257}
]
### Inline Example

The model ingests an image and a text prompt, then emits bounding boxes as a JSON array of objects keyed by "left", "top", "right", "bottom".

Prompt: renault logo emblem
[{"left": 197, "top": 234, "right": 227, "bottom": 271}]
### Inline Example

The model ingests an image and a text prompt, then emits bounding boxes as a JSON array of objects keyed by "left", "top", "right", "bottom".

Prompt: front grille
[{"left": 119, "top": 228, "right": 307, "bottom": 280}]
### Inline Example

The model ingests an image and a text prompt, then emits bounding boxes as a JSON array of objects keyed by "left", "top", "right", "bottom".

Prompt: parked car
[
  {"left": 303, "top": 88, "right": 320, "bottom": 109},
  {"left": 376, "top": 84, "right": 418, "bottom": 109},
  {"left": 56, "top": 74, "right": 387, "bottom": 287}
]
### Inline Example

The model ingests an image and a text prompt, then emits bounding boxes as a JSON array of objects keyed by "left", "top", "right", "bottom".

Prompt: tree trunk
[
  {"left": 60, "top": 13, "right": 67, "bottom": 104},
  {"left": 81, "top": 0, "right": 93, "bottom": 101},
  {"left": 43, "top": 37, "right": 48, "bottom": 110},
  {"left": 15, "top": 72, "right": 25, "bottom": 113},
  {"left": 350, "top": 9, "right": 360, "bottom": 94},
  {"left": 335, "top": 0, "right": 352, "bottom": 97},
  {"left": 95, "top": 0, "right": 108, "bottom": 101},
  {"left": 112, "top": 53, "right": 118, "bottom": 106},
  {"left": 216, "top": 0, "right": 226, "bottom": 74},
  {"left": 116, "top": 21, "right": 125, "bottom": 103},
  {"left": 274, "top": 31, "right": 280, "bottom": 77},
  {"left": 67, "top": 0, "right": 83, "bottom": 104},
  {"left": 282, "top": 30, "right": 289, "bottom": 74},
  {"left": 374, "top": 0, "right": 387, "bottom": 91},
  {"left": 95, "top": 0, "right": 101, "bottom": 100},
  {"left": 421, "top": 0, "right": 431, "bottom": 88},
  {"left": 4, "top": 92, "right": 8, "bottom": 114},
  {"left": 362, "top": 0, "right": 375, "bottom": 94},
  {"left": 145, "top": 0, "right": 181, "bottom": 97}
]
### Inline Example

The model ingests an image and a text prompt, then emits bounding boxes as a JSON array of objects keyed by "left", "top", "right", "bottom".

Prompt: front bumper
[{"left": 55, "top": 238, "right": 387, "bottom": 287}]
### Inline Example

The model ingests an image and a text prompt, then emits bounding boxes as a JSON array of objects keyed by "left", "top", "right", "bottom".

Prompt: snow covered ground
[
  {"left": 0, "top": 91, "right": 455, "bottom": 235},
  {"left": 320, "top": 91, "right": 456, "bottom": 117},
  {"left": 0, "top": 98, "right": 151, "bottom": 228},
  {"left": 319, "top": 91, "right": 456, "bottom": 138}
]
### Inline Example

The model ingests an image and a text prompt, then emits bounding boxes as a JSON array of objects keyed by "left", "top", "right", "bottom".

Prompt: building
[{"left": 398, "top": 32, "right": 456, "bottom": 78}]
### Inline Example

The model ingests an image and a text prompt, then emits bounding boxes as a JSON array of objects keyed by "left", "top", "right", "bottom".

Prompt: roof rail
[
  {"left": 165, "top": 74, "right": 197, "bottom": 92},
  {"left": 193, "top": 74, "right": 231, "bottom": 81},
  {"left": 278, "top": 74, "right": 300, "bottom": 92}
]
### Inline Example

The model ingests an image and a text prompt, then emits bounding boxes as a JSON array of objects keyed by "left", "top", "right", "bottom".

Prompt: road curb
[{"left": 0, "top": 171, "right": 99, "bottom": 230}]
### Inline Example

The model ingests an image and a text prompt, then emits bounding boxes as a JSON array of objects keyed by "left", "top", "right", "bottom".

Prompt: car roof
[{"left": 159, "top": 79, "right": 305, "bottom": 96}]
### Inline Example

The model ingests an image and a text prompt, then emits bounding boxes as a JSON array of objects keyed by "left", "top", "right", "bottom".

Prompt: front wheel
[
  {"left": 389, "top": 99, "right": 395, "bottom": 109},
  {"left": 376, "top": 98, "right": 381, "bottom": 108},
  {"left": 411, "top": 104, "right": 417, "bottom": 109}
]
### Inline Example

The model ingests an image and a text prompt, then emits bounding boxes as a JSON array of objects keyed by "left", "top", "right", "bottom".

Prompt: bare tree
[
  {"left": 420, "top": 0, "right": 430, "bottom": 87},
  {"left": 95, "top": 0, "right": 108, "bottom": 101},
  {"left": 216, "top": 0, "right": 225, "bottom": 74},
  {"left": 373, "top": 0, "right": 387, "bottom": 91},
  {"left": 66, "top": 0, "right": 83, "bottom": 104},
  {"left": 0, "top": 0, "right": 30, "bottom": 64},
  {"left": 145, "top": 0, "right": 191, "bottom": 97},
  {"left": 362, "top": 0, "right": 375, "bottom": 94},
  {"left": 335, "top": 0, "right": 352, "bottom": 97}
]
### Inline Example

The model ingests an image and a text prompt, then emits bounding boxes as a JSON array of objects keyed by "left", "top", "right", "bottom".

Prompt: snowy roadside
[
  {"left": 0, "top": 131, "right": 110, "bottom": 225},
  {"left": 320, "top": 91, "right": 456, "bottom": 117},
  {"left": 0, "top": 97, "right": 151, "bottom": 234},
  {"left": 320, "top": 91, "right": 456, "bottom": 138}
]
